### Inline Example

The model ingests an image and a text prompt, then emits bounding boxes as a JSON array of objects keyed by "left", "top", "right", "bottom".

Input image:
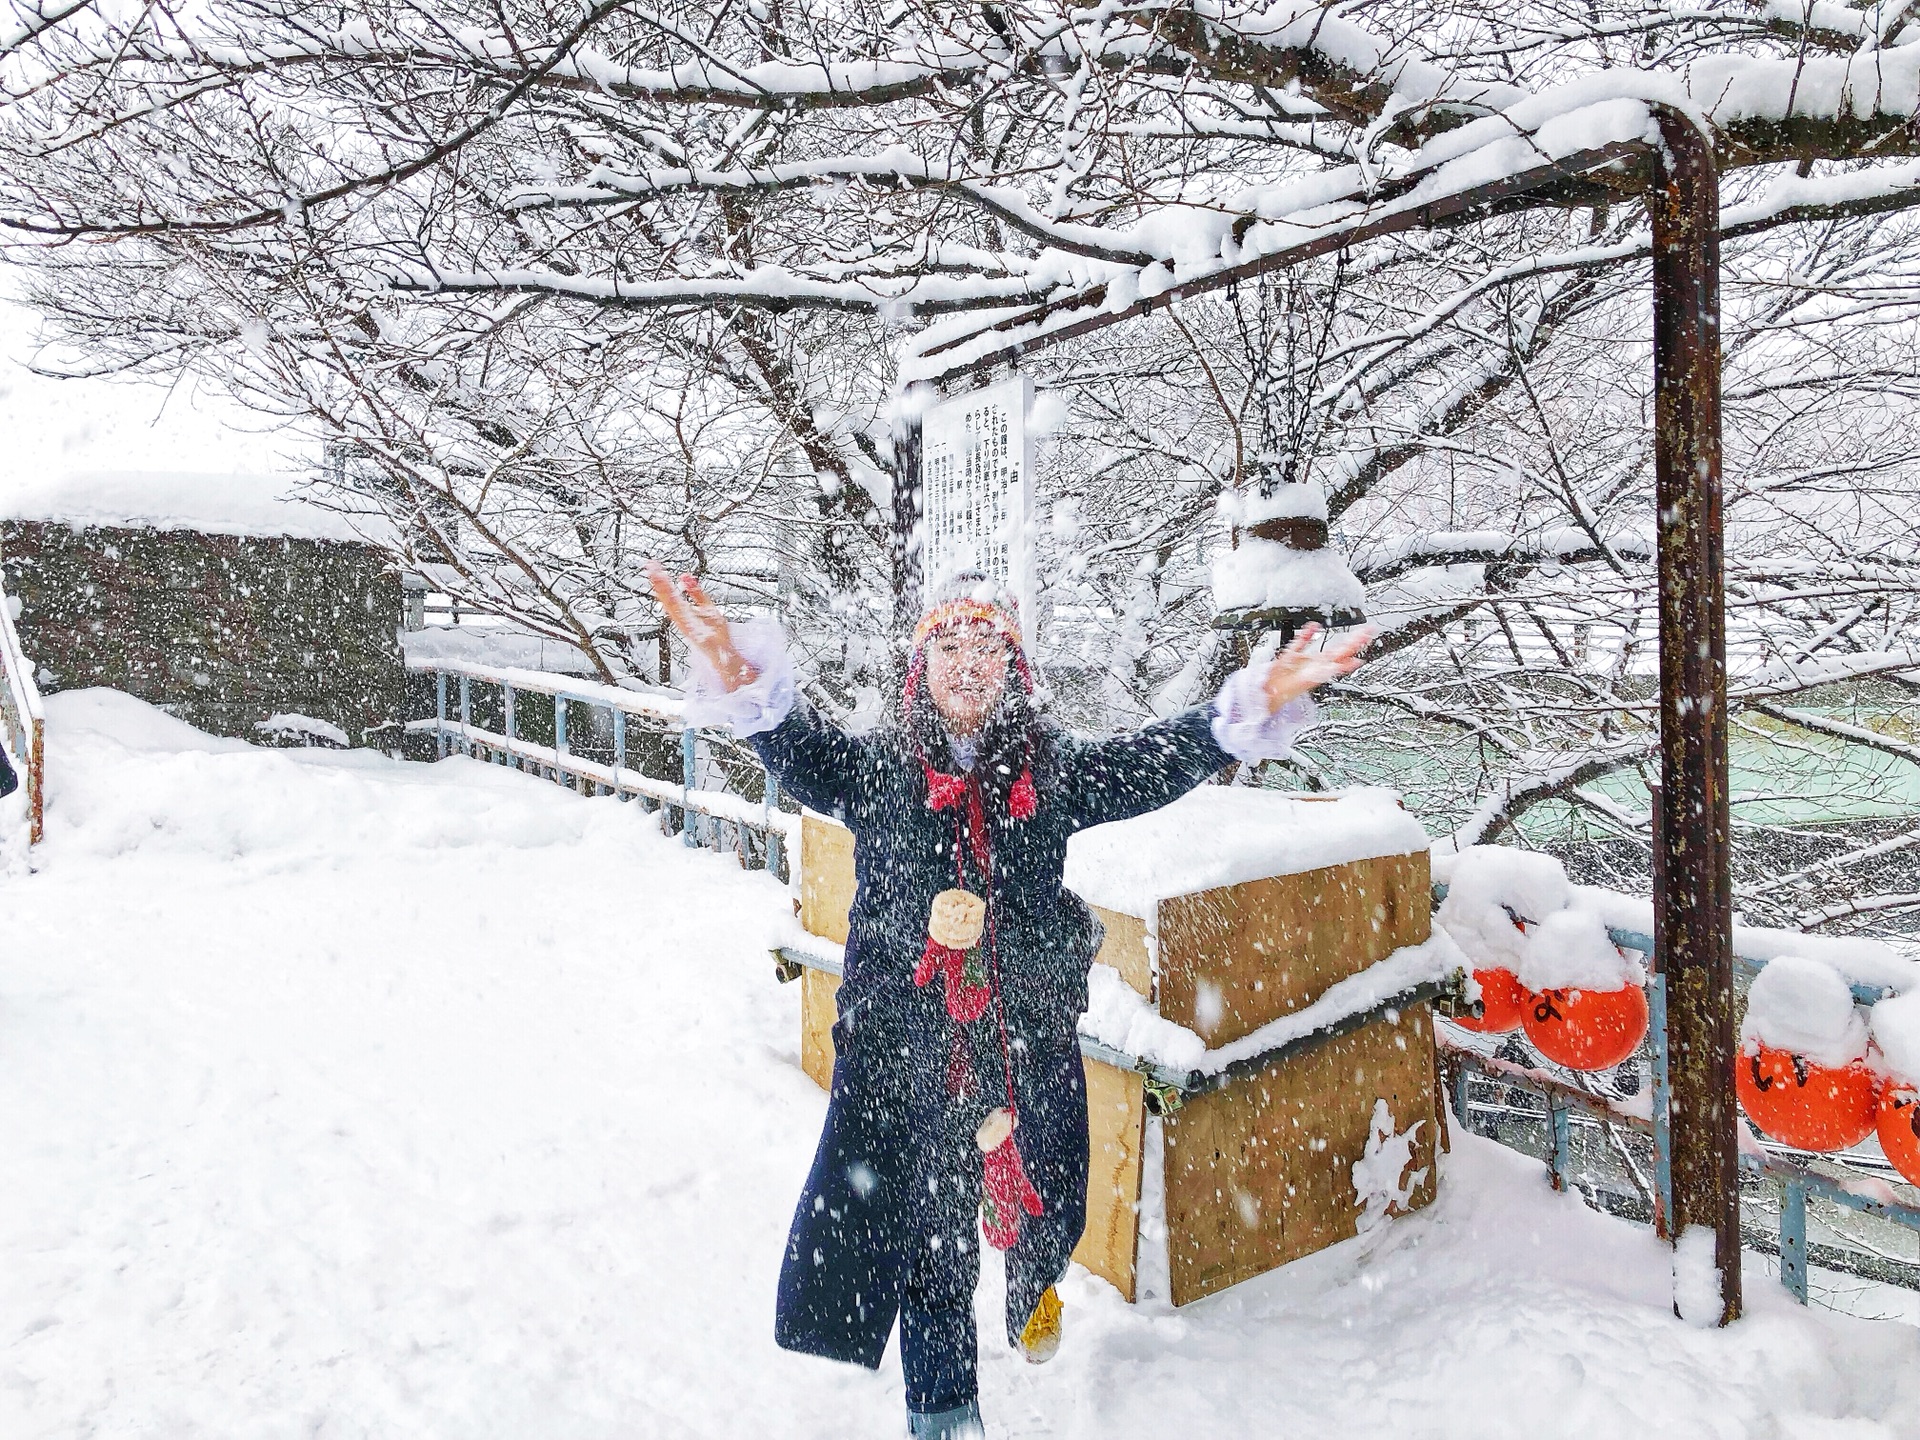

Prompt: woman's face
[{"left": 925, "top": 622, "right": 1010, "bottom": 738}]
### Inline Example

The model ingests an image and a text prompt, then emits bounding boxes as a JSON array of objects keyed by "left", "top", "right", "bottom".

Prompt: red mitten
[
  {"left": 913, "top": 937, "right": 946, "bottom": 990},
  {"left": 915, "top": 938, "right": 992, "bottom": 1022},
  {"left": 981, "top": 1134, "right": 1044, "bottom": 1251}
]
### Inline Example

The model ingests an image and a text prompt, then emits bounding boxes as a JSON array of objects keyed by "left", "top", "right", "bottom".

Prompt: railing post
[
  {"left": 1779, "top": 1178, "right": 1809, "bottom": 1304},
  {"left": 765, "top": 776, "right": 783, "bottom": 876},
  {"left": 682, "top": 725, "right": 699, "bottom": 847},
  {"left": 27, "top": 712, "right": 42, "bottom": 846},
  {"left": 1651, "top": 106, "right": 1739, "bottom": 1326},
  {"left": 555, "top": 695, "right": 569, "bottom": 781},
  {"left": 458, "top": 674, "right": 471, "bottom": 757},
  {"left": 435, "top": 671, "right": 448, "bottom": 760},
  {"left": 1547, "top": 1099, "right": 1572, "bottom": 1193},
  {"left": 1649, "top": 970, "right": 1675, "bottom": 1240},
  {"left": 613, "top": 708, "right": 628, "bottom": 800},
  {"left": 503, "top": 683, "right": 516, "bottom": 765},
  {"left": 1452, "top": 1060, "right": 1473, "bottom": 1134}
]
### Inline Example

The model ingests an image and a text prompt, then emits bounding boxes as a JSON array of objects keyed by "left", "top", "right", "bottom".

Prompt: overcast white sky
[{"left": 0, "top": 286, "right": 305, "bottom": 507}]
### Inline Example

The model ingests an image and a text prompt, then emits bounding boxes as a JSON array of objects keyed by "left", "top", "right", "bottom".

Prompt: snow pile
[
  {"left": 1065, "top": 786, "right": 1429, "bottom": 917},
  {"left": 1195, "top": 931, "right": 1465, "bottom": 1075},
  {"left": 401, "top": 621, "right": 605, "bottom": 678},
  {"left": 770, "top": 911, "right": 846, "bottom": 971},
  {"left": 255, "top": 712, "right": 351, "bottom": 748},
  {"left": 1210, "top": 483, "right": 1365, "bottom": 615},
  {"left": 1351, "top": 1100, "right": 1428, "bottom": 1239},
  {"left": 0, "top": 469, "right": 390, "bottom": 544},
  {"left": 1871, "top": 990, "right": 1920, "bottom": 1086},
  {"left": 1078, "top": 931, "right": 1467, "bottom": 1078},
  {"left": 1741, "top": 954, "right": 1871, "bottom": 1068},
  {"left": 1212, "top": 543, "right": 1367, "bottom": 614},
  {"left": 1435, "top": 847, "right": 1569, "bottom": 968},
  {"left": 1516, "top": 907, "right": 1638, "bottom": 993},
  {"left": 1437, "top": 845, "right": 1642, "bottom": 991},
  {"left": 1080, "top": 963, "right": 1207, "bottom": 1071},
  {"left": 1672, "top": 1226, "right": 1727, "bottom": 1329},
  {"left": 1569, "top": 885, "right": 1920, "bottom": 998}
]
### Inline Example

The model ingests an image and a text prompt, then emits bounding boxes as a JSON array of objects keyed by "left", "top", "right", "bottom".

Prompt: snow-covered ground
[{"left": 3, "top": 691, "right": 1918, "bottom": 1439}]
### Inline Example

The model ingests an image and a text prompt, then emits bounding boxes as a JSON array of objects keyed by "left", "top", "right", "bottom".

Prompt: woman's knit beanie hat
[{"left": 903, "top": 571, "right": 1033, "bottom": 710}]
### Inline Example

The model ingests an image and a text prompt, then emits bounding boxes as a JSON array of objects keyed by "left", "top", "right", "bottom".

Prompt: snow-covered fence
[
  {"left": 0, "top": 562, "right": 44, "bottom": 846},
  {"left": 405, "top": 657, "right": 794, "bottom": 876},
  {"left": 1433, "top": 855, "right": 1920, "bottom": 1309},
  {"left": 1441, "top": 1045, "right": 1920, "bottom": 1304}
]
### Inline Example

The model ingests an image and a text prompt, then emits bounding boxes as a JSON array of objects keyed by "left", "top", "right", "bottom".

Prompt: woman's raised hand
[
  {"left": 1261, "top": 623, "right": 1370, "bottom": 713},
  {"left": 646, "top": 560, "right": 759, "bottom": 692}
]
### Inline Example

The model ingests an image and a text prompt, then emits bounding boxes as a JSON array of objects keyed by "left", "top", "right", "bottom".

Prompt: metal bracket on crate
[
  {"left": 774, "top": 944, "right": 843, "bottom": 981},
  {"left": 1155, "top": 973, "right": 1470, "bottom": 1102},
  {"left": 1431, "top": 979, "right": 1482, "bottom": 1024},
  {"left": 1142, "top": 1077, "right": 1189, "bottom": 1117},
  {"left": 771, "top": 949, "right": 807, "bottom": 984}
]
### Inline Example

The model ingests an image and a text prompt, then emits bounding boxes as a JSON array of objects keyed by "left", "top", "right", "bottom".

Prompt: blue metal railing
[
  {"left": 1442, "top": 1037, "right": 1920, "bottom": 1305},
  {"left": 408, "top": 657, "right": 790, "bottom": 878}
]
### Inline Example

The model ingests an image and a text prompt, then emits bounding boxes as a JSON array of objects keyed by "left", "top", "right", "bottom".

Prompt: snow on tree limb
[{"left": 1351, "top": 529, "right": 1654, "bottom": 588}]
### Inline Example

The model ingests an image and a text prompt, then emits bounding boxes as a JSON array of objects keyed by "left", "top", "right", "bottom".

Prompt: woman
[{"left": 651, "top": 565, "right": 1366, "bottom": 1439}]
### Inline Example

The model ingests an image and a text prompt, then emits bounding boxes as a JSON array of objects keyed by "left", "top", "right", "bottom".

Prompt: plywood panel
[
  {"left": 1158, "top": 850, "right": 1430, "bottom": 1047},
  {"left": 801, "top": 812, "right": 856, "bottom": 943},
  {"left": 1161, "top": 1005, "right": 1439, "bottom": 1307},
  {"left": 1089, "top": 904, "right": 1152, "bottom": 998},
  {"left": 800, "top": 966, "right": 842, "bottom": 1091},
  {"left": 1071, "top": 1058, "right": 1147, "bottom": 1302}
]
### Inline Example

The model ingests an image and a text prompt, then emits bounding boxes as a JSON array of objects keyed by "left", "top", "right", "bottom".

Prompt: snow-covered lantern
[
  {"left": 1515, "top": 909, "right": 1649, "bottom": 1073},
  {"left": 1878, "top": 1088, "right": 1920, "bottom": 1187},
  {"left": 1211, "top": 475, "right": 1365, "bottom": 644},
  {"left": 1436, "top": 849, "right": 1569, "bottom": 1038},
  {"left": 1735, "top": 956, "right": 1881, "bottom": 1153},
  {"left": 1435, "top": 848, "right": 1646, "bottom": 1069},
  {"left": 1457, "top": 963, "right": 1528, "bottom": 1035},
  {"left": 1869, "top": 991, "right": 1920, "bottom": 1184}
]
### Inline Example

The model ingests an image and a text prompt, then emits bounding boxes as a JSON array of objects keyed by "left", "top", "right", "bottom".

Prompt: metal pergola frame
[{"left": 897, "top": 109, "right": 1742, "bottom": 1324}]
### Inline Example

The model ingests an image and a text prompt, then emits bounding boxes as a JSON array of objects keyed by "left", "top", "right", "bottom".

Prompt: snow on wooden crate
[{"left": 789, "top": 785, "right": 1444, "bottom": 1307}]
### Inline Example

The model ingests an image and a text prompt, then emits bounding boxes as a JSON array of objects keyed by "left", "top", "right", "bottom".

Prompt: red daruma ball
[
  {"left": 1522, "top": 983, "right": 1649, "bottom": 1071},
  {"left": 1454, "top": 967, "right": 1527, "bottom": 1034},
  {"left": 1736, "top": 1044, "right": 1880, "bottom": 1152},
  {"left": 1880, "top": 1088, "right": 1920, "bottom": 1186}
]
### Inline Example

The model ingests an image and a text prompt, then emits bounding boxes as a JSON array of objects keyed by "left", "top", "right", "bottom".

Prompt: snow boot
[
  {"left": 907, "top": 1399, "right": 984, "bottom": 1439},
  {"left": 1018, "top": 1285, "right": 1063, "bottom": 1364}
]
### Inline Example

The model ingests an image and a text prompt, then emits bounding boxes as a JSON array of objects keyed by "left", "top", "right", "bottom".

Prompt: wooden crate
[{"left": 791, "top": 798, "right": 1438, "bottom": 1307}]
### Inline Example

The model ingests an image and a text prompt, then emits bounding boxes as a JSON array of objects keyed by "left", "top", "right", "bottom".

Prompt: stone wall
[{"left": 1, "top": 520, "right": 406, "bottom": 745}]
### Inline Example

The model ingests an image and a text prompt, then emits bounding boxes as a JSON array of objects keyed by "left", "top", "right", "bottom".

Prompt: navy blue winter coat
[
  {"left": 0, "top": 742, "right": 16, "bottom": 799},
  {"left": 751, "top": 701, "right": 1233, "bottom": 1371}
]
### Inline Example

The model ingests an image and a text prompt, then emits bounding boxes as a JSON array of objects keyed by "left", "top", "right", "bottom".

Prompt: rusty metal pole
[{"left": 1649, "top": 108, "right": 1740, "bottom": 1326}]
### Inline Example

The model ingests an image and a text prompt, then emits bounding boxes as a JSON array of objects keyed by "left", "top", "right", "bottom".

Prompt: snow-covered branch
[{"left": 1351, "top": 529, "right": 1654, "bottom": 587}]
